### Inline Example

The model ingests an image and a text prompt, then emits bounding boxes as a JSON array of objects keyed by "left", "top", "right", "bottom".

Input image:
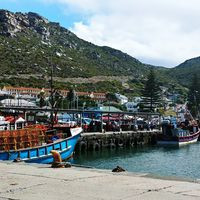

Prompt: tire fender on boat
[
  {"left": 80, "top": 141, "right": 87, "bottom": 151},
  {"left": 93, "top": 142, "right": 100, "bottom": 151}
]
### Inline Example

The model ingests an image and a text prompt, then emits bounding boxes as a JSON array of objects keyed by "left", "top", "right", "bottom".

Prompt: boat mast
[{"left": 50, "top": 61, "right": 54, "bottom": 129}]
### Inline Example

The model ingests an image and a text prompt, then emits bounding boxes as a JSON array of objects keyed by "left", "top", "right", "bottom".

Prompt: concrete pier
[
  {"left": 76, "top": 130, "right": 159, "bottom": 152},
  {"left": 1, "top": 162, "right": 200, "bottom": 200}
]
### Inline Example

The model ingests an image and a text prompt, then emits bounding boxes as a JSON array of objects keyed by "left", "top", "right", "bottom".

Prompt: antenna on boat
[{"left": 185, "top": 105, "right": 194, "bottom": 121}]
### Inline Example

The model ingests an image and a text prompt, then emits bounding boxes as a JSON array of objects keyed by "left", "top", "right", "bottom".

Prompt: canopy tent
[{"left": 15, "top": 117, "right": 26, "bottom": 123}]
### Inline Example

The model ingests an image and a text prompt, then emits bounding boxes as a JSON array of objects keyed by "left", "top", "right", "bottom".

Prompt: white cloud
[{"left": 41, "top": 0, "right": 200, "bottom": 67}]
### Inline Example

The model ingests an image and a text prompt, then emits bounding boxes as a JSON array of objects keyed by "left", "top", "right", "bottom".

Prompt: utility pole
[{"left": 77, "top": 95, "right": 79, "bottom": 110}]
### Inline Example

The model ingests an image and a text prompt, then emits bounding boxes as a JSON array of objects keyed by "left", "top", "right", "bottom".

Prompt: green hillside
[
  {"left": 168, "top": 57, "right": 200, "bottom": 86},
  {"left": 0, "top": 10, "right": 150, "bottom": 79},
  {"left": 0, "top": 9, "right": 198, "bottom": 96}
]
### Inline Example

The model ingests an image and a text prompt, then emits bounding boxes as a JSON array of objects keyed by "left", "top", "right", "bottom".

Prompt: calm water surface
[{"left": 73, "top": 143, "right": 200, "bottom": 179}]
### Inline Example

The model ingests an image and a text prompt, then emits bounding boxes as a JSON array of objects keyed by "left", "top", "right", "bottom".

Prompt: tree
[
  {"left": 67, "top": 89, "right": 76, "bottom": 109},
  {"left": 187, "top": 74, "right": 200, "bottom": 118},
  {"left": 62, "top": 97, "right": 70, "bottom": 109},
  {"left": 48, "top": 89, "right": 63, "bottom": 126},
  {"left": 37, "top": 89, "right": 46, "bottom": 108},
  {"left": 78, "top": 96, "right": 96, "bottom": 108},
  {"left": 53, "top": 90, "right": 63, "bottom": 108},
  {"left": 106, "top": 93, "right": 118, "bottom": 103},
  {"left": 49, "top": 89, "right": 63, "bottom": 108},
  {"left": 140, "top": 69, "right": 161, "bottom": 112}
]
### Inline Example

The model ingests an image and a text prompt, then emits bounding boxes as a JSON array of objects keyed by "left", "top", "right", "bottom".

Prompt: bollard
[
  {"left": 50, "top": 150, "right": 64, "bottom": 168},
  {"left": 51, "top": 150, "right": 62, "bottom": 163}
]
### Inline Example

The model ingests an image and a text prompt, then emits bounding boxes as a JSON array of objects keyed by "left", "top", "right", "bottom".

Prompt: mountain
[
  {"left": 0, "top": 9, "right": 194, "bottom": 95},
  {"left": 168, "top": 57, "right": 200, "bottom": 86},
  {"left": 0, "top": 9, "right": 151, "bottom": 79}
]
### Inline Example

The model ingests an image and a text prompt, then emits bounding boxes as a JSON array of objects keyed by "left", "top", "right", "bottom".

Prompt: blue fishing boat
[{"left": 0, "top": 127, "right": 82, "bottom": 164}]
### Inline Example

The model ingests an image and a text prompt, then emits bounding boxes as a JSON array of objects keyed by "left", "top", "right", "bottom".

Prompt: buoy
[
  {"left": 130, "top": 139, "right": 134, "bottom": 147},
  {"left": 118, "top": 139, "right": 124, "bottom": 147},
  {"left": 80, "top": 141, "right": 87, "bottom": 152},
  {"left": 93, "top": 143, "right": 100, "bottom": 151},
  {"left": 110, "top": 143, "right": 116, "bottom": 149}
]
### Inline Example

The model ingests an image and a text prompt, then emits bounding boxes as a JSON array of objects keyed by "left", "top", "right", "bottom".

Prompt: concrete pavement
[{"left": 0, "top": 162, "right": 200, "bottom": 199}]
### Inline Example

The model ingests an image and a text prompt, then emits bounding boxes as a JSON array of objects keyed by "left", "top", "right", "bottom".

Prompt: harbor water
[{"left": 73, "top": 142, "right": 200, "bottom": 179}]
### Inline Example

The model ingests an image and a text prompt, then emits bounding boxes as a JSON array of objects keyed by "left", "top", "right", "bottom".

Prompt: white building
[
  {"left": 133, "top": 97, "right": 142, "bottom": 103},
  {"left": 125, "top": 97, "right": 142, "bottom": 112},
  {"left": 115, "top": 93, "right": 128, "bottom": 105},
  {"left": 125, "top": 102, "right": 139, "bottom": 112},
  {"left": 0, "top": 99, "right": 37, "bottom": 107}
]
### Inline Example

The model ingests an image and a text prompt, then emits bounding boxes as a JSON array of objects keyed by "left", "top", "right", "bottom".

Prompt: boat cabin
[{"left": 162, "top": 117, "right": 199, "bottom": 137}]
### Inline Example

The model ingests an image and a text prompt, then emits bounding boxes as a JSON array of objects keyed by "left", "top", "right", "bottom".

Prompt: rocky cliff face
[
  {"left": 0, "top": 10, "right": 50, "bottom": 38},
  {"left": 0, "top": 9, "right": 150, "bottom": 79},
  {"left": 0, "top": 10, "right": 192, "bottom": 94}
]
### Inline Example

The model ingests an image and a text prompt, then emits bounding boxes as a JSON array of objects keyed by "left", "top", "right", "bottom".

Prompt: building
[
  {"left": 167, "top": 93, "right": 180, "bottom": 103},
  {"left": 115, "top": 93, "right": 128, "bottom": 105},
  {"left": 125, "top": 97, "right": 142, "bottom": 112},
  {"left": 0, "top": 99, "right": 36, "bottom": 107},
  {"left": 2, "top": 86, "right": 42, "bottom": 98},
  {"left": 88, "top": 106, "right": 122, "bottom": 113},
  {"left": 2, "top": 86, "right": 107, "bottom": 103},
  {"left": 125, "top": 102, "right": 139, "bottom": 112}
]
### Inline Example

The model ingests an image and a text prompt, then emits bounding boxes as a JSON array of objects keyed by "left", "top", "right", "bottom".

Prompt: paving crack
[
  {"left": 168, "top": 190, "right": 200, "bottom": 198},
  {"left": 8, "top": 172, "right": 109, "bottom": 182},
  {"left": 0, "top": 183, "right": 44, "bottom": 195},
  {"left": 131, "top": 185, "right": 173, "bottom": 197},
  {"left": 8, "top": 172, "right": 62, "bottom": 181},
  {"left": 178, "top": 193, "right": 200, "bottom": 198},
  {"left": 175, "top": 190, "right": 193, "bottom": 194},
  {"left": 0, "top": 196, "right": 20, "bottom": 200},
  {"left": 62, "top": 175, "right": 110, "bottom": 182}
]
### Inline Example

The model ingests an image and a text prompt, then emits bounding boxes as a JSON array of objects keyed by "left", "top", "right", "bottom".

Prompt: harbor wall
[{"left": 75, "top": 130, "right": 160, "bottom": 152}]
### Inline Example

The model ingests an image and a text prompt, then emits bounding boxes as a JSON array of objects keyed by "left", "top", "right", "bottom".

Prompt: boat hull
[
  {"left": 157, "top": 131, "right": 199, "bottom": 146},
  {"left": 0, "top": 128, "right": 81, "bottom": 164}
]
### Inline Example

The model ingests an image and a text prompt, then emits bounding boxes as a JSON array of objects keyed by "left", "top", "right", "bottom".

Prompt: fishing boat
[
  {"left": 0, "top": 125, "right": 82, "bottom": 163},
  {"left": 157, "top": 117, "right": 199, "bottom": 146},
  {"left": 0, "top": 63, "right": 83, "bottom": 163}
]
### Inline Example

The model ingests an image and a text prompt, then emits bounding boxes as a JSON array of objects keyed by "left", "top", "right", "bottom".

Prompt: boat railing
[{"left": 172, "top": 128, "right": 190, "bottom": 137}]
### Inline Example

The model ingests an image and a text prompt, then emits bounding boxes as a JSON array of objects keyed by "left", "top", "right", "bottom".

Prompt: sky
[{"left": 1, "top": 0, "right": 200, "bottom": 67}]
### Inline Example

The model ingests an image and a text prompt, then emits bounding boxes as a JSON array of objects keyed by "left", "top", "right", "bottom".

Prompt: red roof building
[{"left": 2, "top": 86, "right": 107, "bottom": 102}]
